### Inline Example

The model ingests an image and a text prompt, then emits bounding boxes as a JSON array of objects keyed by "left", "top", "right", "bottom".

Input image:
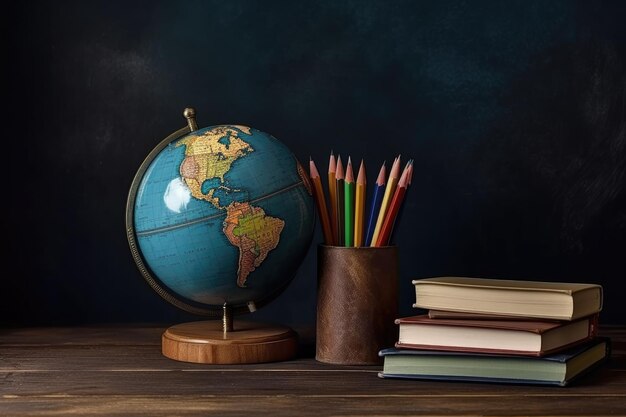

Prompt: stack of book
[{"left": 379, "top": 277, "right": 610, "bottom": 386}]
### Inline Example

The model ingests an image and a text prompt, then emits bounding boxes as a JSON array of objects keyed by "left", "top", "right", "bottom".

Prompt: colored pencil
[
  {"left": 392, "top": 160, "right": 413, "bottom": 243},
  {"left": 364, "top": 162, "right": 386, "bottom": 246},
  {"left": 335, "top": 156, "right": 345, "bottom": 246},
  {"left": 370, "top": 156, "right": 401, "bottom": 246},
  {"left": 354, "top": 159, "right": 366, "bottom": 247},
  {"left": 328, "top": 152, "right": 337, "bottom": 245},
  {"left": 344, "top": 157, "right": 355, "bottom": 247},
  {"left": 309, "top": 158, "right": 333, "bottom": 245},
  {"left": 376, "top": 160, "right": 411, "bottom": 246}
]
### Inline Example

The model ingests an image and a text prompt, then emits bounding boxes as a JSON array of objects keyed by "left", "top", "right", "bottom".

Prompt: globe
[{"left": 126, "top": 113, "right": 315, "bottom": 319}]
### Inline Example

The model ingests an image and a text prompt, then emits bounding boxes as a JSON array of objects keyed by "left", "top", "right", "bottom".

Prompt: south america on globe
[
  {"left": 129, "top": 116, "right": 315, "bottom": 314},
  {"left": 177, "top": 126, "right": 286, "bottom": 288}
]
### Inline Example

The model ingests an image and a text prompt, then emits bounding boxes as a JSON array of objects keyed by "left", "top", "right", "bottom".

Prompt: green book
[{"left": 379, "top": 338, "right": 610, "bottom": 386}]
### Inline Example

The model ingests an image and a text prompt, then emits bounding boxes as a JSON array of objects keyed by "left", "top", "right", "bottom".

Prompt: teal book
[{"left": 379, "top": 337, "right": 610, "bottom": 386}]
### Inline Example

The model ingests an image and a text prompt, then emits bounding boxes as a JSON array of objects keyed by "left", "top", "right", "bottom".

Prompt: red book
[{"left": 395, "top": 314, "right": 598, "bottom": 357}]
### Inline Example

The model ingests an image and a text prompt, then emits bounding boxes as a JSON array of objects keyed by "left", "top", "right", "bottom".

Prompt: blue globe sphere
[{"left": 127, "top": 124, "right": 314, "bottom": 314}]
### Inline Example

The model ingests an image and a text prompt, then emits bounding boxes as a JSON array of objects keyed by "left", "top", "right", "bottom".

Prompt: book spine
[{"left": 589, "top": 313, "right": 599, "bottom": 338}]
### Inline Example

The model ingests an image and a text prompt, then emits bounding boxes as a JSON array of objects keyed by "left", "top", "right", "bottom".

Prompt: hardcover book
[
  {"left": 395, "top": 314, "right": 598, "bottom": 356},
  {"left": 427, "top": 310, "right": 553, "bottom": 320},
  {"left": 412, "top": 277, "right": 603, "bottom": 321},
  {"left": 379, "top": 337, "right": 610, "bottom": 386}
]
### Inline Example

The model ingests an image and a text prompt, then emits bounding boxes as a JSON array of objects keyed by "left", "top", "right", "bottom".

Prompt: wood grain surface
[{"left": 1, "top": 325, "right": 625, "bottom": 416}]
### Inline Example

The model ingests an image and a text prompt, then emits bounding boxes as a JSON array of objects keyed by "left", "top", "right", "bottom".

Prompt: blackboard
[{"left": 3, "top": 0, "right": 625, "bottom": 326}]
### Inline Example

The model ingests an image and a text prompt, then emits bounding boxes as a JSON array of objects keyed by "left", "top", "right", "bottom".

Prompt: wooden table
[{"left": 1, "top": 325, "right": 625, "bottom": 416}]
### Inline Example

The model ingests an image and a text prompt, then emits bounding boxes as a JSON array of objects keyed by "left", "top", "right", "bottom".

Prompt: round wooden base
[{"left": 162, "top": 320, "right": 298, "bottom": 364}]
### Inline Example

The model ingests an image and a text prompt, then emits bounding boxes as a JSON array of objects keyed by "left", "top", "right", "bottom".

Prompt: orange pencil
[
  {"left": 354, "top": 159, "right": 366, "bottom": 247},
  {"left": 376, "top": 160, "right": 411, "bottom": 246},
  {"left": 309, "top": 158, "right": 333, "bottom": 245},
  {"left": 328, "top": 152, "right": 337, "bottom": 245}
]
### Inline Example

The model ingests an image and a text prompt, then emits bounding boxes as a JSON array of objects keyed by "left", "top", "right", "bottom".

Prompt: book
[
  {"left": 379, "top": 337, "right": 610, "bottom": 386},
  {"left": 427, "top": 309, "right": 551, "bottom": 320},
  {"left": 395, "top": 314, "right": 598, "bottom": 356},
  {"left": 412, "top": 277, "right": 603, "bottom": 321}
]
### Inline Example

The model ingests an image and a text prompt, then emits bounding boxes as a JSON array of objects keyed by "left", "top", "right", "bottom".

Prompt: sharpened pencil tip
[
  {"left": 356, "top": 159, "right": 366, "bottom": 185},
  {"left": 335, "top": 155, "right": 344, "bottom": 179},
  {"left": 309, "top": 158, "right": 320, "bottom": 178},
  {"left": 345, "top": 158, "right": 354, "bottom": 183}
]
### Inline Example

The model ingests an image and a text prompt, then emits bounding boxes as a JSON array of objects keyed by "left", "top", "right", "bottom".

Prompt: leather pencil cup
[{"left": 316, "top": 245, "right": 399, "bottom": 365}]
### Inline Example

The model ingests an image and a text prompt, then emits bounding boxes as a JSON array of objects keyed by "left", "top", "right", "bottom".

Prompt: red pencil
[{"left": 375, "top": 160, "right": 411, "bottom": 246}]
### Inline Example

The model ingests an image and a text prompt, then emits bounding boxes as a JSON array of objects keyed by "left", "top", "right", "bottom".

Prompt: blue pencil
[{"left": 364, "top": 162, "right": 386, "bottom": 246}]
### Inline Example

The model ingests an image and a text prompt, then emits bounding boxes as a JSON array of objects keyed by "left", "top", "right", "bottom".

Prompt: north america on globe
[{"left": 176, "top": 126, "right": 285, "bottom": 288}]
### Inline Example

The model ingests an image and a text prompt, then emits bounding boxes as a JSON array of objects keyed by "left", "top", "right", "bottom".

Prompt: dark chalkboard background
[{"left": 3, "top": 0, "right": 625, "bottom": 326}]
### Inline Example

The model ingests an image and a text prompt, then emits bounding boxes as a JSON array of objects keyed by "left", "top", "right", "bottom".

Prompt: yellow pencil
[
  {"left": 354, "top": 159, "right": 366, "bottom": 247},
  {"left": 370, "top": 155, "right": 401, "bottom": 246}
]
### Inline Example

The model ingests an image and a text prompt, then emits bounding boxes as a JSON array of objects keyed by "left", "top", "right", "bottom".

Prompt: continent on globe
[
  {"left": 223, "top": 201, "right": 285, "bottom": 288},
  {"left": 175, "top": 125, "right": 286, "bottom": 288},
  {"left": 177, "top": 126, "right": 254, "bottom": 209}
]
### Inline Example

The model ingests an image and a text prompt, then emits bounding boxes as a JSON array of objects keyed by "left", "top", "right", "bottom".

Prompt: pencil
[
  {"left": 309, "top": 158, "right": 333, "bottom": 245},
  {"left": 376, "top": 160, "right": 411, "bottom": 247},
  {"left": 392, "top": 160, "right": 413, "bottom": 243},
  {"left": 335, "top": 155, "right": 345, "bottom": 246},
  {"left": 370, "top": 156, "right": 401, "bottom": 246},
  {"left": 328, "top": 152, "right": 337, "bottom": 245},
  {"left": 354, "top": 159, "right": 366, "bottom": 247},
  {"left": 364, "top": 162, "right": 386, "bottom": 246},
  {"left": 344, "top": 157, "right": 355, "bottom": 247},
  {"left": 407, "top": 159, "right": 413, "bottom": 184}
]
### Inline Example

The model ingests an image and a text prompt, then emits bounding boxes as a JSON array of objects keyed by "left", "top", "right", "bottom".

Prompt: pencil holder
[{"left": 316, "top": 245, "right": 398, "bottom": 365}]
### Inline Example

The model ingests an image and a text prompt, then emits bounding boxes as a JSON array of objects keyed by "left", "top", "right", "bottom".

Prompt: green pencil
[{"left": 344, "top": 157, "right": 355, "bottom": 247}]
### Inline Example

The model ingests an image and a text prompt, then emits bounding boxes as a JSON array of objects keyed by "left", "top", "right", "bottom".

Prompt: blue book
[{"left": 379, "top": 337, "right": 610, "bottom": 387}]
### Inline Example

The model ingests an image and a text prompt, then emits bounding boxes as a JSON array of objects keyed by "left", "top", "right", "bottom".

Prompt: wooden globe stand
[{"left": 161, "top": 304, "right": 298, "bottom": 364}]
